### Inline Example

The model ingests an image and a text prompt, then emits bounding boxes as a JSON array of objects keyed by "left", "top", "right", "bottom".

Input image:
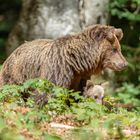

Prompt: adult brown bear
[{"left": 0, "top": 25, "right": 127, "bottom": 91}]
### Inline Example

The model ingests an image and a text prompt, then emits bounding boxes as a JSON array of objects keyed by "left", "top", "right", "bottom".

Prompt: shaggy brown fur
[{"left": 0, "top": 25, "right": 127, "bottom": 91}]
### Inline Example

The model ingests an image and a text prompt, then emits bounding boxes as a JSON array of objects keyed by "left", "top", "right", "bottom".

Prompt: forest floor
[{"left": 0, "top": 79, "right": 140, "bottom": 140}]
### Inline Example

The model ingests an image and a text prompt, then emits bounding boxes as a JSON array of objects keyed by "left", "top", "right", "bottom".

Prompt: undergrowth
[{"left": 0, "top": 79, "right": 139, "bottom": 140}]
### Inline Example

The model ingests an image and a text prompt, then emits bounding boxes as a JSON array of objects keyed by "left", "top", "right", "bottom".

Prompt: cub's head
[
  {"left": 83, "top": 80, "right": 107, "bottom": 104},
  {"left": 88, "top": 25, "right": 128, "bottom": 71}
]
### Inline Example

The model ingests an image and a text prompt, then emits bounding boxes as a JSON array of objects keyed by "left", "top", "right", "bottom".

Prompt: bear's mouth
[{"left": 103, "top": 62, "right": 126, "bottom": 71}]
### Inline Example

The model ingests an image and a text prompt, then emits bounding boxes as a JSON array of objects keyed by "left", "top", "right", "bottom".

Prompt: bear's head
[{"left": 88, "top": 25, "right": 128, "bottom": 71}]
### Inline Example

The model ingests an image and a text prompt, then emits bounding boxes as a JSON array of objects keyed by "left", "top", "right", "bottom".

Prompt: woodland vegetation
[{"left": 0, "top": 0, "right": 140, "bottom": 139}]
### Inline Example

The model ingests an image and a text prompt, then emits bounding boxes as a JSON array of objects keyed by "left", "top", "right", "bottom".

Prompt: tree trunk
[{"left": 6, "top": 0, "right": 109, "bottom": 56}]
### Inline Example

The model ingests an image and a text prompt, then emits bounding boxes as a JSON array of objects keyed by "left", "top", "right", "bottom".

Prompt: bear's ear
[
  {"left": 114, "top": 28, "right": 123, "bottom": 41},
  {"left": 94, "top": 30, "right": 105, "bottom": 41},
  {"left": 107, "top": 32, "right": 115, "bottom": 43},
  {"left": 86, "top": 80, "right": 94, "bottom": 89}
]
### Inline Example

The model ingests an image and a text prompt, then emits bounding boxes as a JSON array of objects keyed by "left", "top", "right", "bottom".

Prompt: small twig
[{"left": 50, "top": 123, "right": 75, "bottom": 129}]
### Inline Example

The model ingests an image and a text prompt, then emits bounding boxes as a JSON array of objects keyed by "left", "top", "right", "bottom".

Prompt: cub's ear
[
  {"left": 100, "top": 81, "right": 109, "bottom": 89},
  {"left": 114, "top": 28, "right": 123, "bottom": 41},
  {"left": 86, "top": 80, "right": 94, "bottom": 89}
]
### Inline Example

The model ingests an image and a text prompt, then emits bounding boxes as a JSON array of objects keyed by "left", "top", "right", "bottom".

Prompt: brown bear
[{"left": 0, "top": 25, "right": 127, "bottom": 92}]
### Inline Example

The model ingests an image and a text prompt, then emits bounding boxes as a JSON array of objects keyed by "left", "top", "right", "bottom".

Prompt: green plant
[
  {"left": 0, "top": 79, "right": 140, "bottom": 139},
  {"left": 115, "top": 83, "right": 140, "bottom": 106},
  {"left": 110, "top": 0, "right": 140, "bottom": 21}
]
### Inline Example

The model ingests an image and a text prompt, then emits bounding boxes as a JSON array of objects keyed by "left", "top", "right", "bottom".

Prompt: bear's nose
[
  {"left": 119, "top": 61, "right": 128, "bottom": 68},
  {"left": 123, "top": 61, "right": 128, "bottom": 67},
  {"left": 124, "top": 61, "right": 128, "bottom": 67}
]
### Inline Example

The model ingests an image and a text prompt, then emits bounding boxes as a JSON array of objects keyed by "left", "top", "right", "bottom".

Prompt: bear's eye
[{"left": 112, "top": 48, "right": 117, "bottom": 53}]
